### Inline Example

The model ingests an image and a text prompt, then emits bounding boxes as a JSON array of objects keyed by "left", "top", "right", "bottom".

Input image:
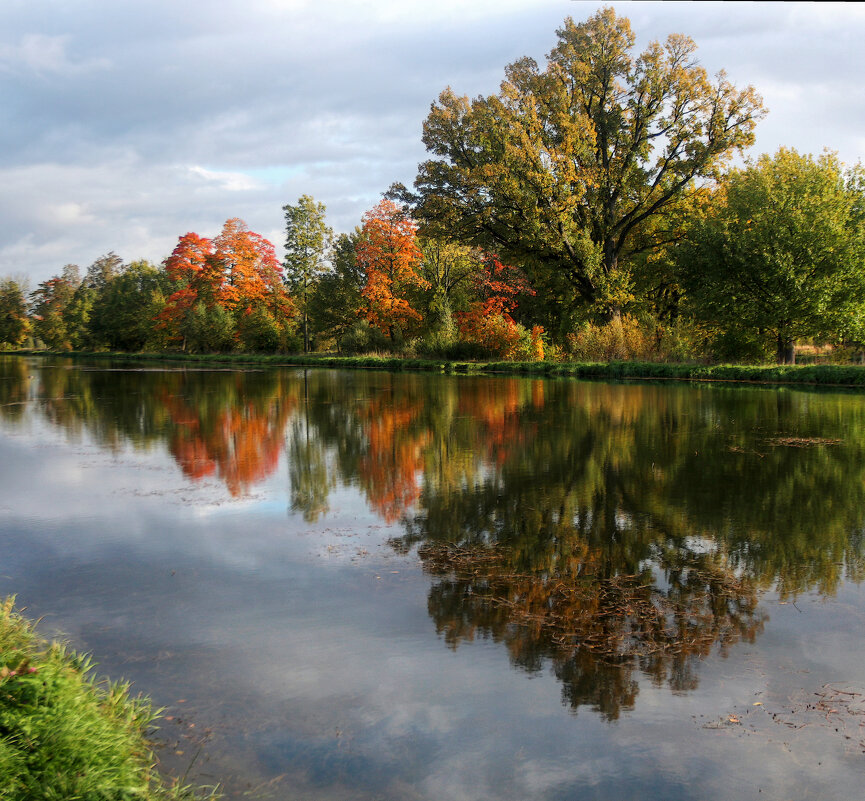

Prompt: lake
[{"left": 1, "top": 355, "right": 864, "bottom": 800}]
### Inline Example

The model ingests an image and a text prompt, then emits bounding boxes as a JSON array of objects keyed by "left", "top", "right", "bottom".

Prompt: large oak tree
[{"left": 397, "top": 8, "right": 764, "bottom": 327}]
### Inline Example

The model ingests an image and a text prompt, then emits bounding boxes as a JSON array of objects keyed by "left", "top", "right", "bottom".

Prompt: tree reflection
[
  {"left": 3, "top": 358, "right": 865, "bottom": 718},
  {"left": 389, "top": 379, "right": 865, "bottom": 716},
  {"left": 0, "top": 359, "right": 297, "bottom": 496},
  {"left": 160, "top": 375, "right": 295, "bottom": 496}
]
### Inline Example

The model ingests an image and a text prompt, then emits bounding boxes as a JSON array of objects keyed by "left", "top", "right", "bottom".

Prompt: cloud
[
  {"left": 0, "top": 1, "right": 863, "bottom": 284},
  {"left": 0, "top": 34, "right": 111, "bottom": 77}
]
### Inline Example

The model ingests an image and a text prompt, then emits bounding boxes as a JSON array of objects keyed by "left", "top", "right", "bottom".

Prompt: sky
[{"left": 1, "top": 0, "right": 863, "bottom": 286}]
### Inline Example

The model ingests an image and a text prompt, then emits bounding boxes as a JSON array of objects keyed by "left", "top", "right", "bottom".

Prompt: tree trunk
[
  {"left": 599, "top": 239, "right": 622, "bottom": 323},
  {"left": 776, "top": 334, "right": 795, "bottom": 365}
]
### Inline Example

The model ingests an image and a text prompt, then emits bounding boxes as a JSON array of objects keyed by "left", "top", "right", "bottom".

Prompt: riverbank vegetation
[
  {"left": 12, "top": 349, "right": 865, "bottom": 389},
  {"left": 1, "top": 9, "right": 864, "bottom": 366},
  {"left": 0, "top": 597, "right": 216, "bottom": 800}
]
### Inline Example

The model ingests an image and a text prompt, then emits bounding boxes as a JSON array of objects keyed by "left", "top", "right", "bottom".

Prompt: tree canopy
[
  {"left": 679, "top": 148, "right": 865, "bottom": 363},
  {"left": 397, "top": 7, "right": 765, "bottom": 326},
  {"left": 283, "top": 195, "right": 333, "bottom": 352}
]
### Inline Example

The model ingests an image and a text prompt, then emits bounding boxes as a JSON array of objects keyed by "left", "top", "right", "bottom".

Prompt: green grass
[
  {"left": 0, "top": 597, "right": 217, "bottom": 801},
  {"left": 8, "top": 349, "right": 865, "bottom": 388}
]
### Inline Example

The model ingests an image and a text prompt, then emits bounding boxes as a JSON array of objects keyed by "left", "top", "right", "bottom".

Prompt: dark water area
[{"left": 1, "top": 355, "right": 864, "bottom": 800}]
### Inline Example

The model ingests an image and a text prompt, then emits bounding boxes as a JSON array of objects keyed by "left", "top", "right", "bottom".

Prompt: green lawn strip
[
  {"left": 6, "top": 350, "right": 865, "bottom": 387},
  {"left": 0, "top": 598, "right": 217, "bottom": 801}
]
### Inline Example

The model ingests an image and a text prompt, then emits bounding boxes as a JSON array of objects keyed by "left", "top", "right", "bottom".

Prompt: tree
[
  {"left": 358, "top": 200, "right": 428, "bottom": 342},
  {"left": 308, "top": 230, "right": 366, "bottom": 351},
  {"left": 157, "top": 232, "right": 218, "bottom": 349},
  {"left": 65, "top": 252, "right": 126, "bottom": 349},
  {"left": 454, "top": 253, "right": 534, "bottom": 358},
  {"left": 679, "top": 149, "right": 865, "bottom": 364},
  {"left": 159, "top": 220, "right": 294, "bottom": 352},
  {"left": 0, "top": 278, "right": 30, "bottom": 347},
  {"left": 283, "top": 195, "right": 333, "bottom": 352},
  {"left": 89, "top": 260, "right": 169, "bottom": 351},
  {"left": 30, "top": 265, "right": 80, "bottom": 349},
  {"left": 398, "top": 8, "right": 764, "bottom": 327},
  {"left": 212, "top": 218, "right": 287, "bottom": 315},
  {"left": 417, "top": 239, "right": 480, "bottom": 343}
]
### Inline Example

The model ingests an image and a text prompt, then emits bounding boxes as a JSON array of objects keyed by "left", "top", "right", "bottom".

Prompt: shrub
[
  {"left": 566, "top": 315, "right": 708, "bottom": 363},
  {"left": 455, "top": 308, "right": 522, "bottom": 359},
  {"left": 338, "top": 320, "right": 392, "bottom": 354}
]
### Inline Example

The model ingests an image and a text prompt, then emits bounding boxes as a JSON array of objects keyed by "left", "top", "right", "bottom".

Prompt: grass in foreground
[{"left": 0, "top": 597, "right": 217, "bottom": 801}]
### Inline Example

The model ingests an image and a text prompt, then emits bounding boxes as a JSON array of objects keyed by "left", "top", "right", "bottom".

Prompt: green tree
[
  {"left": 64, "top": 253, "right": 125, "bottom": 350},
  {"left": 308, "top": 230, "right": 366, "bottom": 351},
  {"left": 182, "top": 301, "right": 236, "bottom": 354},
  {"left": 680, "top": 149, "right": 865, "bottom": 364},
  {"left": 0, "top": 278, "right": 30, "bottom": 347},
  {"left": 398, "top": 8, "right": 764, "bottom": 329},
  {"left": 30, "top": 265, "right": 80, "bottom": 349},
  {"left": 418, "top": 239, "right": 481, "bottom": 346},
  {"left": 89, "top": 260, "right": 168, "bottom": 351},
  {"left": 283, "top": 195, "right": 333, "bottom": 352}
]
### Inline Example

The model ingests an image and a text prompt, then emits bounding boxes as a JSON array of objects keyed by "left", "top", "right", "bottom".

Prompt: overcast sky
[{"left": 1, "top": 0, "right": 863, "bottom": 286}]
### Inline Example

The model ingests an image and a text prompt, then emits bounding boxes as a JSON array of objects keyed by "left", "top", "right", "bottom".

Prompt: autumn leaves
[{"left": 158, "top": 219, "right": 294, "bottom": 353}]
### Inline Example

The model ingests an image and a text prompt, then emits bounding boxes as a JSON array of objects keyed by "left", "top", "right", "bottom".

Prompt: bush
[
  {"left": 338, "top": 320, "right": 393, "bottom": 354},
  {"left": 566, "top": 315, "right": 708, "bottom": 363},
  {"left": 236, "top": 307, "right": 282, "bottom": 353}
]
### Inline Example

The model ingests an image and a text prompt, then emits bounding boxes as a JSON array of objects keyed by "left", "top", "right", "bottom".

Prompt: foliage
[
  {"left": 565, "top": 314, "right": 707, "bottom": 362},
  {"left": 0, "top": 280, "right": 30, "bottom": 348},
  {"left": 159, "top": 220, "right": 294, "bottom": 352},
  {"left": 308, "top": 230, "right": 365, "bottom": 351},
  {"left": 680, "top": 148, "right": 865, "bottom": 363},
  {"left": 417, "top": 240, "right": 480, "bottom": 340},
  {"left": 0, "top": 597, "right": 216, "bottom": 800},
  {"left": 451, "top": 253, "right": 535, "bottom": 359},
  {"left": 358, "top": 200, "right": 429, "bottom": 341},
  {"left": 29, "top": 265, "right": 81, "bottom": 350},
  {"left": 530, "top": 325, "right": 545, "bottom": 361},
  {"left": 399, "top": 7, "right": 764, "bottom": 324},
  {"left": 282, "top": 195, "right": 333, "bottom": 352},
  {"left": 338, "top": 319, "right": 393, "bottom": 355},
  {"left": 89, "top": 260, "right": 168, "bottom": 351},
  {"left": 182, "top": 302, "right": 236, "bottom": 354},
  {"left": 236, "top": 306, "right": 281, "bottom": 352}
]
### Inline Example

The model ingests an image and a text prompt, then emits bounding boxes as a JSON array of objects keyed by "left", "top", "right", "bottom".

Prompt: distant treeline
[{"left": 2, "top": 8, "right": 864, "bottom": 365}]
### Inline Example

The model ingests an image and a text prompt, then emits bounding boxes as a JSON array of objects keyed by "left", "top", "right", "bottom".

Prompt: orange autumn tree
[
  {"left": 358, "top": 200, "right": 429, "bottom": 341},
  {"left": 213, "top": 218, "right": 295, "bottom": 351},
  {"left": 159, "top": 219, "right": 295, "bottom": 352}
]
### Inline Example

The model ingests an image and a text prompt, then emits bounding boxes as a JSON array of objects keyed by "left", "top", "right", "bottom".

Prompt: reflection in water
[{"left": 3, "top": 356, "right": 865, "bottom": 718}]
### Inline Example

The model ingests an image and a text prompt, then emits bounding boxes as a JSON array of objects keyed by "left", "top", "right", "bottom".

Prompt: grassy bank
[
  {"left": 7, "top": 349, "right": 865, "bottom": 388},
  {"left": 0, "top": 597, "right": 216, "bottom": 800}
]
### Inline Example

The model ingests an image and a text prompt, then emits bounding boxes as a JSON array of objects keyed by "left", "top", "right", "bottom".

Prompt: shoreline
[{"left": 5, "top": 349, "right": 865, "bottom": 389}]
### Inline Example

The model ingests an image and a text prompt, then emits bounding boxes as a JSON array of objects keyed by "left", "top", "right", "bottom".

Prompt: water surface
[{"left": 1, "top": 356, "right": 863, "bottom": 800}]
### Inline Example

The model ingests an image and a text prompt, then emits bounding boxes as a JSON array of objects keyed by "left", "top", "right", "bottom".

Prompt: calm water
[{"left": 1, "top": 355, "right": 864, "bottom": 800}]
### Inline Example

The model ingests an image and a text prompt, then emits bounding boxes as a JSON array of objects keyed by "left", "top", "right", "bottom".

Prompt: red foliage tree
[
  {"left": 158, "top": 220, "right": 294, "bottom": 349},
  {"left": 455, "top": 253, "right": 534, "bottom": 357}
]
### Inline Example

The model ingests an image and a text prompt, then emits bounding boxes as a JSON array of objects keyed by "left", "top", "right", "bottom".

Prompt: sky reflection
[{"left": 1, "top": 356, "right": 864, "bottom": 799}]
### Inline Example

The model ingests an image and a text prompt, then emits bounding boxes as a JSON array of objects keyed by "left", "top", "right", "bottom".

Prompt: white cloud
[
  {"left": 0, "top": 34, "right": 111, "bottom": 77},
  {"left": 0, "top": 1, "right": 863, "bottom": 283},
  {"left": 187, "top": 165, "right": 263, "bottom": 192}
]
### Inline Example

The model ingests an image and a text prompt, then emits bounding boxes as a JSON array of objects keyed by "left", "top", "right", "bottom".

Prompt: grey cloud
[{"left": 1, "top": 1, "right": 863, "bottom": 284}]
